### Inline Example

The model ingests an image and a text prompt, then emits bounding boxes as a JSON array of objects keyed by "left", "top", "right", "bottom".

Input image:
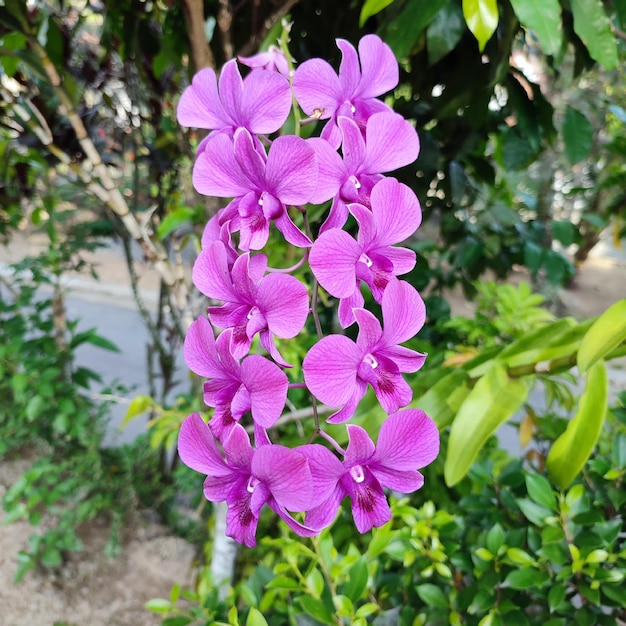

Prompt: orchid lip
[
  {"left": 363, "top": 353, "right": 378, "bottom": 369},
  {"left": 350, "top": 465, "right": 365, "bottom": 483},
  {"left": 359, "top": 253, "right": 373, "bottom": 268},
  {"left": 247, "top": 476, "right": 260, "bottom": 493}
]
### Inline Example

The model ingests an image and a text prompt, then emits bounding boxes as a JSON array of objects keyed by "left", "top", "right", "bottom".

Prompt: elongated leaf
[
  {"left": 546, "top": 361, "right": 608, "bottom": 489},
  {"left": 445, "top": 364, "right": 531, "bottom": 486},
  {"left": 510, "top": 0, "right": 562, "bottom": 56},
  {"left": 571, "top": 0, "right": 618, "bottom": 70},
  {"left": 427, "top": 2, "right": 466, "bottom": 64},
  {"left": 578, "top": 299, "right": 626, "bottom": 373},
  {"left": 562, "top": 106, "right": 593, "bottom": 164},
  {"left": 359, "top": 0, "right": 394, "bottom": 26},
  {"left": 412, "top": 369, "right": 471, "bottom": 429},
  {"left": 385, "top": 0, "right": 448, "bottom": 59},
  {"left": 462, "top": 0, "right": 499, "bottom": 51},
  {"left": 246, "top": 608, "right": 269, "bottom": 626}
]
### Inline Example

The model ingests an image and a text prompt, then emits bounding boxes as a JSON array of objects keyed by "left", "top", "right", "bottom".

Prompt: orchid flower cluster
[{"left": 176, "top": 33, "right": 440, "bottom": 547}]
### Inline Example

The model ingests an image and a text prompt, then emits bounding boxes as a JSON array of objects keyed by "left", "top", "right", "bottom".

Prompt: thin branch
[
  {"left": 237, "top": 0, "right": 301, "bottom": 57},
  {"left": 217, "top": 0, "right": 235, "bottom": 61},
  {"left": 182, "top": 0, "right": 215, "bottom": 70}
]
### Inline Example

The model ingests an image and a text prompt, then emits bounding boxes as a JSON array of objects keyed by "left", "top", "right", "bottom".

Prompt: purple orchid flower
[
  {"left": 303, "top": 280, "right": 426, "bottom": 423},
  {"left": 293, "top": 34, "right": 398, "bottom": 148},
  {"left": 193, "top": 128, "right": 328, "bottom": 251},
  {"left": 184, "top": 316, "right": 288, "bottom": 440},
  {"left": 192, "top": 241, "right": 309, "bottom": 365},
  {"left": 310, "top": 112, "right": 420, "bottom": 232},
  {"left": 309, "top": 177, "right": 422, "bottom": 327},
  {"left": 305, "top": 409, "right": 440, "bottom": 533},
  {"left": 239, "top": 45, "right": 291, "bottom": 77},
  {"left": 178, "top": 414, "right": 318, "bottom": 547},
  {"left": 177, "top": 59, "right": 292, "bottom": 140}
]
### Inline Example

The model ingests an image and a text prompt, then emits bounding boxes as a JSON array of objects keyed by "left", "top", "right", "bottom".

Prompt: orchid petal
[
  {"left": 381, "top": 280, "right": 426, "bottom": 347},
  {"left": 177, "top": 68, "right": 229, "bottom": 129},
  {"left": 293, "top": 58, "right": 342, "bottom": 118},
  {"left": 337, "top": 39, "right": 361, "bottom": 96},
  {"left": 303, "top": 335, "right": 362, "bottom": 407},
  {"left": 370, "top": 467, "right": 424, "bottom": 493},
  {"left": 193, "top": 134, "right": 252, "bottom": 198},
  {"left": 382, "top": 345, "right": 427, "bottom": 373},
  {"left": 370, "top": 178, "right": 422, "bottom": 247},
  {"left": 273, "top": 211, "right": 312, "bottom": 249},
  {"left": 380, "top": 245, "right": 417, "bottom": 275},
  {"left": 354, "top": 308, "right": 383, "bottom": 351},
  {"left": 183, "top": 316, "right": 223, "bottom": 379},
  {"left": 271, "top": 502, "right": 321, "bottom": 537},
  {"left": 266, "top": 136, "right": 317, "bottom": 205},
  {"left": 337, "top": 286, "right": 364, "bottom": 329},
  {"left": 253, "top": 445, "right": 312, "bottom": 511},
  {"left": 338, "top": 116, "right": 366, "bottom": 175},
  {"left": 225, "top": 485, "right": 258, "bottom": 547},
  {"left": 192, "top": 242, "right": 236, "bottom": 301},
  {"left": 375, "top": 409, "right": 440, "bottom": 470},
  {"left": 319, "top": 196, "right": 349, "bottom": 234},
  {"left": 354, "top": 34, "right": 398, "bottom": 100},
  {"left": 345, "top": 424, "right": 376, "bottom": 466},
  {"left": 309, "top": 229, "right": 361, "bottom": 298},
  {"left": 217, "top": 60, "right": 244, "bottom": 123},
  {"left": 241, "top": 355, "right": 288, "bottom": 428},
  {"left": 305, "top": 483, "right": 346, "bottom": 531},
  {"left": 258, "top": 273, "right": 309, "bottom": 338},
  {"left": 342, "top": 469, "right": 391, "bottom": 533},
  {"left": 326, "top": 378, "right": 368, "bottom": 424},
  {"left": 241, "top": 69, "right": 292, "bottom": 134},
  {"left": 297, "top": 444, "right": 345, "bottom": 504},
  {"left": 178, "top": 413, "right": 231, "bottom": 476},
  {"left": 307, "top": 138, "right": 346, "bottom": 204},
  {"left": 362, "top": 113, "right": 420, "bottom": 175},
  {"left": 223, "top": 423, "right": 254, "bottom": 472},
  {"left": 233, "top": 128, "right": 267, "bottom": 187}
]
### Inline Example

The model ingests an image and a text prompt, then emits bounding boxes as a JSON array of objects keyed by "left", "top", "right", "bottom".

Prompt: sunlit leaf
[
  {"left": 578, "top": 299, "right": 626, "bottom": 373},
  {"left": 462, "top": 0, "right": 499, "bottom": 51},
  {"left": 546, "top": 361, "right": 608, "bottom": 489},
  {"left": 571, "top": 0, "right": 618, "bottom": 70},
  {"left": 445, "top": 364, "right": 531, "bottom": 486},
  {"left": 359, "top": 0, "right": 394, "bottom": 26},
  {"left": 510, "top": 0, "right": 562, "bottom": 56}
]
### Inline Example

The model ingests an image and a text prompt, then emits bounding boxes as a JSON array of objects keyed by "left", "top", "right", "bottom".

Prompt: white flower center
[
  {"left": 246, "top": 477, "right": 260, "bottom": 493},
  {"left": 363, "top": 353, "right": 378, "bottom": 369},
  {"left": 359, "top": 253, "right": 373, "bottom": 268},
  {"left": 350, "top": 465, "right": 365, "bottom": 483}
]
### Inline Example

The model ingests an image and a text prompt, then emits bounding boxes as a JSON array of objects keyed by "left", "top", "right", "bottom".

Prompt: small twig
[
  {"left": 217, "top": 0, "right": 235, "bottom": 61},
  {"left": 237, "top": 0, "right": 301, "bottom": 58}
]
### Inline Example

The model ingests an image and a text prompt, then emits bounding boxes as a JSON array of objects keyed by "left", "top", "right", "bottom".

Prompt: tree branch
[
  {"left": 182, "top": 0, "right": 215, "bottom": 70},
  {"left": 237, "top": 0, "right": 301, "bottom": 57}
]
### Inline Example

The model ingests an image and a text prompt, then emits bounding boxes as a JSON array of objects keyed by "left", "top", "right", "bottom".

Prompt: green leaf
[
  {"left": 509, "top": 0, "right": 562, "bottom": 56},
  {"left": 384, "top": 0, "right": 448, "bottom": 59},
  {"left": 344, "top": 558, "right": 368, "bottom": 603},
  {"left": 296, "top": 596, "right": 335, "bottom": 625},
  {"left": 246, "top": 608, "right": 268, "bottom": 626},
  {"left": 570, "top": 0, "right": 618, "bottom": 70},
  {"left": 445, "top": 364, "right": 530, "bottom": 486},
  {"left": 516, "top": 498, "right": 551, "bottom": 527},
  {"left": 562, "top": 106, "right": 593, "bottom": 164},
  {"left": 25, "top": 395, "right": 45, "bottom": 421},
  {"left": 462, "top": 0, "right": 499, "bottom": 51},
  {"left": 306, "top": 568, "right": 324, "bottom": 598},
  {"left": 551, "top": 220, "right": 576, "bottom": 247},
  {"left": 412, "top": 368, "right": 470, "bottom": 429},
  {"left": 427, "top": 2, "right": 466, "bottom": 64},
  {"left": 578, "top": 299, "right": 626, "bottom": 373},
  {"left": 359, "top": 0, "right": 394, "bottom": 26},
  {"left": 506, "top": 547, "right": 536, "bottom": 566},
  {"left": 157, "top": 206, "right": 196, "bottom": 240},
  {"left": 122, "top": 395, "right": 155, "bottom": 427},
  {"left": 162, "top": 618, "right": 193, "bottom": 626},
  {"left": 546, "top": 361, "right": 608, "bottom": 489},
  {"left": 144, "top": 598, "right": 174, "bottom": 613},
  {"left": 416, "top": 583, "right": 449, "bottom": 608},
  {"left": 505, "top": 568, "right": 549, "bottom": 589},
  {"left": 486, "top": 523, "right": 505, "bottom": 555},
  {"left": 525, "top": 473, "right": 557, "bottom": 510}
]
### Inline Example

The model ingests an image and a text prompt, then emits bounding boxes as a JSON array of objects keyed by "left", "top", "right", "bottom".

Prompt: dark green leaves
[
  {"left": 571, "top": 0, "right": 619, "bottom": 70},
  {"left": 562, "top": 106, "right": 593, "bottom": 164},
  {"left": 510, "top": 0, "right": 562, "bottom": 56}
]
